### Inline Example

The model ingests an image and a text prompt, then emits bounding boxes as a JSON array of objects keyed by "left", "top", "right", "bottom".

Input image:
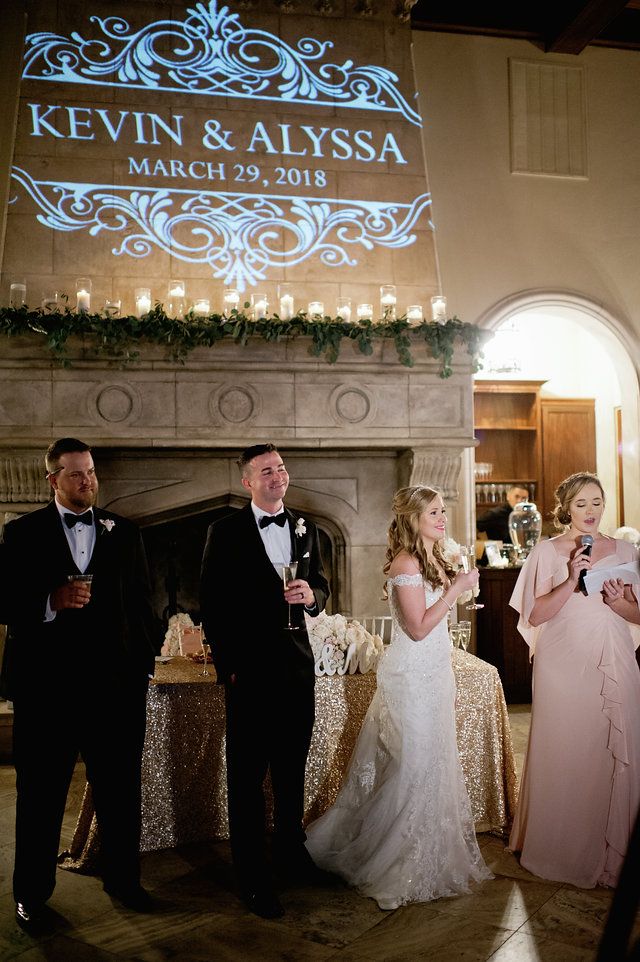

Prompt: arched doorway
[{"left": 475, "top": 291, "right": 640, "bottom": 531}]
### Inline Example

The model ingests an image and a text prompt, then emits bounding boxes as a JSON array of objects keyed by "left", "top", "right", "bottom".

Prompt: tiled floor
[{"left": 0, "top": 707, "right": 634, "bottom": 961}]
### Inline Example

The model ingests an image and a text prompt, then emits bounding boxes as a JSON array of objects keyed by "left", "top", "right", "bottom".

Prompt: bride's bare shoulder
[{"left": 388, "top": 551, "right": 421, "bottom": 578}]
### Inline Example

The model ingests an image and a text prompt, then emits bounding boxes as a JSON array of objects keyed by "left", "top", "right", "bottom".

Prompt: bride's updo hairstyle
[
  {"left": 552, "top": 471, "right": 605, "bottom": 529},
  {"left": 383, "top": 485, "right": 457, "bottom": 589}
]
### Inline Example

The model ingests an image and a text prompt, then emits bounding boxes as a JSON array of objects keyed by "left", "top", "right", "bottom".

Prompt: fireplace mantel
[
  {"left": 0, "top": 335, "right": 477, "bottom": 618},
  {"left": 0, "top": 335, "right": 475, "bottom": 452}
]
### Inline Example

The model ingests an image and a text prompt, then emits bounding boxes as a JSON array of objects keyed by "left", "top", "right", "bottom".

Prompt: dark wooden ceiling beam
[{"left": 545, "top": 0, "right": 631, "bottom": 53}]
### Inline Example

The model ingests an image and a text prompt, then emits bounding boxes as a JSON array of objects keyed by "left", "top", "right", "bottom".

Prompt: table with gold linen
[{"left": 61, "top": 649, "right": 517, "bottom": 870}]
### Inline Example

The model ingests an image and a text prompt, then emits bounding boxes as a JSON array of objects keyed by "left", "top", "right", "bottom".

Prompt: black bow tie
[
  {"left": 259, "top": 513, "right": 287, "bottom": 529},
  {"left": 64, "top": 511, "right": 93, "bottom": 528}
]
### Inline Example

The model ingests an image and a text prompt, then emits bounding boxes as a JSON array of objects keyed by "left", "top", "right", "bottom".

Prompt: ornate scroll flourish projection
[
  {"left": 11, "top": 167, "right": 431, "bottom": 292},
  {"left": 23, "top": 0, "right": 422, "bottom": 126}
]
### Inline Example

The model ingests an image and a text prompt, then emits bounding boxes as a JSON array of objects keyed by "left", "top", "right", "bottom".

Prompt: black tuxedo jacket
[
  {"left": 0, "top": 501, "right": 158, "bottom": 699},
  {"left": 200, "top": 503, "right": 330, "bottom": 685}
]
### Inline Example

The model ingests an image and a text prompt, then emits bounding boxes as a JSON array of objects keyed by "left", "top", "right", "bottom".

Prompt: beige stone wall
[
  {"left": 1, "top": 0, "right": 439, "bottom": 316},
  {"left": 412, "top": 31, "right": 640, "bottom": 524},
  {"left": 413, "top": 32, "right": 640, "bottom": 343}
]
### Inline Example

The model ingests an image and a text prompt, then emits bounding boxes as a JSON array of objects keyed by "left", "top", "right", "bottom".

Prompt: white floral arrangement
[
  {"left": 440, "top": 537, "right": 481, "bottom": 605},
  {"left": 305, "top": 611, "right": 384, "bottom": 676},
  {"left": 161, "top": 612, "right": 195, "bottom": 657}
]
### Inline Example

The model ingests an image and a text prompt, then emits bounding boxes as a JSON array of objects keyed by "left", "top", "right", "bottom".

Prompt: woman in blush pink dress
[{"left": 509, "top": 472, "right": 640, "bottom": 888}]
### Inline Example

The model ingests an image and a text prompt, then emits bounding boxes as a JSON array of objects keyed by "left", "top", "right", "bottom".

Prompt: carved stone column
[
  {"left": 400, "top": 447, "right": 464, "bottom": 501},
  {"left": 0, "top": 456, "right": 50, "bottom": 505}
]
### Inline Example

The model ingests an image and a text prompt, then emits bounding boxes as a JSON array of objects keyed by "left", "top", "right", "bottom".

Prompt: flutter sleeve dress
[{"left": 508, "top": 537, "right": 640, "bottom": 887}]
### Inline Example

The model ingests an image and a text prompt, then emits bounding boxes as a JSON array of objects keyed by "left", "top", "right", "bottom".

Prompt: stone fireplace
[{"left": 0, "top": 335, "right": 476, "bottom": 623}]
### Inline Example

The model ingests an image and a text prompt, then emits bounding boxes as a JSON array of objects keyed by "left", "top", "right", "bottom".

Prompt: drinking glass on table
[
  {"left": 457, "top": 620, "right": 472, "bottom": 650},
  {"left": 459, "top": 546, "right": 484, "bottom": 610},
  {"left": 282, "top": 562, "right": 299, "bottom": 630}
]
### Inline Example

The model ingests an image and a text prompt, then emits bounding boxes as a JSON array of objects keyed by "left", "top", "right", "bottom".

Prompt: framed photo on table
[{"left": 484, "top": 542, "right": 504, "bottom": 568}]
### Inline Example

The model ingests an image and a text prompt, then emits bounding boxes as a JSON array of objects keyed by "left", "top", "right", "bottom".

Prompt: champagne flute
[
  {"left": 282, "top": 561, "right": 299, "bottom": 630},
  {"left": 200, "top": 638, "right": 210, "bottom": 676},
  {"left": 460, "top": 546, "right": 484, "bottom": 610}
]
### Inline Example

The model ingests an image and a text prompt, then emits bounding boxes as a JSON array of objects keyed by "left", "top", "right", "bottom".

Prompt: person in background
[
  {"left": 477, "top": 484, "right": 530, "bottom": 544},
  {"left": 509, "top": 471, "right": 640, "bottom": 888},
  {"left": 1, "top": 438, "right": 159, "bottom": 928}
]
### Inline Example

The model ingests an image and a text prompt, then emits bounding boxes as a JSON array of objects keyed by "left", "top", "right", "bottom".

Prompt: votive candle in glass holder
[
  {"left": 103, "top": 297, "right": 121, "bottom": 318},
  {"left": 41, "top": 290, "right": 59, "bottom": 311},
  {"left": 76, "top": 277, "right": 92, "bottom": 313},
  {"left": 357, "top": 303, "right": 373, "bottom": 323},
  {"left": 223, "top": 288, "right": 240, "bottom": 315},
  {"left": 193, "top": 298, "right": 210, "bottom": 317},
  {"left": 336, "top": 297, "right": 352, "bottom": 323},
  {"left": 135, "top": 287, "right": 152, "bottom": 318},
  {"left": 278, "top": 283, "right": 294, "bottom": 320},
  {"left": 380, "top": 284, "right": 396, "bottom": 321},
  {"left": 251, "top": 292, "right": 268, "bottom": 320},
  {"left": 308, "top": 300, "right": 324, "bottom": 319},
  {"left": 431, "top": 294, "right": 447, "bottom": 323},
  {"left": 167, "top": 279, "right": 186, "bottom": 318},
  {"left": 9, "top": 279, "right": 26, "bottom": 308},
  {"left": 406, "top": 304, "right": 424, "bottom": 326}
]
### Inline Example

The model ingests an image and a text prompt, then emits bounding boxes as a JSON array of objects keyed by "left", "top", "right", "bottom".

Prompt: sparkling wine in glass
[
  {"left": 460, "top": 546, "right": 484, "bottom": 610},
  {"left": 282, "top": 561, "right": 299, "bottom": 630}
]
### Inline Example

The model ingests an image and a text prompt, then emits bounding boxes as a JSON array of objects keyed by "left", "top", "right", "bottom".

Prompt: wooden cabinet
[
  {"left": 474, "top": 380, "right": 596, "bottom": 521},
  {"left": 476, "top": 568, "right": 532, "bottom": 703},
  {"left": 474, "top": 379, "right": 544, "bottom": 511},
  {"left": 540, "top": 399, "right": 596, "bottom": 519}
]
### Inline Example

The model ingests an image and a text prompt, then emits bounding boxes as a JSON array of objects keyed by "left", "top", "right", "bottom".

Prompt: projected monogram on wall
[{"left": 14, "top": 1, "right": 431, "bottom": 291}]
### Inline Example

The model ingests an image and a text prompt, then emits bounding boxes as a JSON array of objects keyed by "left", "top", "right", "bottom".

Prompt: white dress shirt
[
  {"left": 45, "top": 500, "right": 96, "bottom": 621},
  {"left": 55, "top": 499, "right": 96, "bottom": 572},
  {"left": 251, "top": 502, "right": 291, "bottom": 576}
]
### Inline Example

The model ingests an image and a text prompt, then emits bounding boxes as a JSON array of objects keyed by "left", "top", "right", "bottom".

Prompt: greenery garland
[{"left": 0, "top": 304, "right": 490, "bottom": 378}]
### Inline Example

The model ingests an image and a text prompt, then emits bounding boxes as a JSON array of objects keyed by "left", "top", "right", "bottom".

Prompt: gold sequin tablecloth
[
  {"left": 452, "top": 648, "right": 518, "bottom": 832},
  {"left": 61, "top": 649, "right": 517, "bottom": 871}
]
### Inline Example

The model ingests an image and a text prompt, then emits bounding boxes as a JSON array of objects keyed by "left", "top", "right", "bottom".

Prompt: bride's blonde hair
[{"left": 383, "top": 485, "right": 456, "bottom": 589}]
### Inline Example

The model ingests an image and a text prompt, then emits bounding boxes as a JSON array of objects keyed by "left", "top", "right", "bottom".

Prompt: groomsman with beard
[
  {"left": 200, "top": 443, "right": 330, "bottom": 918},
  {"left": 1, "top": 438, "right": 159, "bottom": 927}
]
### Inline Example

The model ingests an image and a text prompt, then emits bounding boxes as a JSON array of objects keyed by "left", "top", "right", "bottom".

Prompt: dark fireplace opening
[{"left": 141, "top": 503, "right": 338, "bottom": 630}]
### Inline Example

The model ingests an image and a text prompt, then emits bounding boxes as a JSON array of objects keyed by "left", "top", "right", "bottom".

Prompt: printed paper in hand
[{"left": 583, "top": 560, "right": 640, "bottom": 595}]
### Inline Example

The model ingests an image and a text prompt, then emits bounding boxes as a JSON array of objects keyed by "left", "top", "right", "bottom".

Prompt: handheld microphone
[{"left": 578, "top": 535, "right": 594, "bottom": 592}]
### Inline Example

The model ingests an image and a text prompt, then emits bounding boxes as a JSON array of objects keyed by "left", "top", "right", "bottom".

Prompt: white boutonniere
[
  {"left": 295, "top": 517, "right": 306, "bottom": 538},
  {"left": 100, "top": 518, "right": 116, "bottom": 533}
]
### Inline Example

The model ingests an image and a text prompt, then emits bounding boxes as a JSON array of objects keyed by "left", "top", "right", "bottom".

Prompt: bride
[{"left": 305, "top": 485, "right": 491, "bottom": 909}]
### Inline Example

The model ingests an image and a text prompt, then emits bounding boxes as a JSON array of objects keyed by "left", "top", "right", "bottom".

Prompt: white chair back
[{"left": 359, "top": 615, "right": 393, "bottom": 644}]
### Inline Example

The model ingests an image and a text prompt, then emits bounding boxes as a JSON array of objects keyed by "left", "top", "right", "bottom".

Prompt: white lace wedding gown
[{"left": 305, "top": 575, "right": 491, "bottom": 909}]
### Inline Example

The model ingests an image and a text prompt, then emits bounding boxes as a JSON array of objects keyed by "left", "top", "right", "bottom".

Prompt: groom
[{"left": 200, "top": 443, "right": 330, "bottom": 918}]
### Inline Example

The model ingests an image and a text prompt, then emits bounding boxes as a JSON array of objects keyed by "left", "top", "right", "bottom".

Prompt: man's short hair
[
  {"left": 45, "top": 437, "right": 91, "bottom": 476},
  {"left": 236, "top": 443, "right": 280, "bottom": 476}
]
